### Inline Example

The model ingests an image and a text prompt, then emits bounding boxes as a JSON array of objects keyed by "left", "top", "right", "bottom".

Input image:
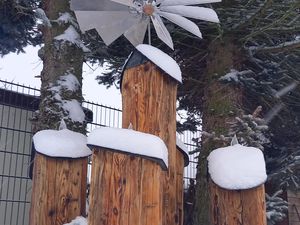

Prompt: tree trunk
[
  {"left": 30, "top": 1, "right": 87, "bottom": 224},
  {"left": 193, "top": 39, "right": 244, "bottom": 225}
]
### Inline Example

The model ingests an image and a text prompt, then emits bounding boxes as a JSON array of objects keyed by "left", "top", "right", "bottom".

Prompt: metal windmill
[{"left": 71, "top": 0, "right": 220, "bottom": 49}]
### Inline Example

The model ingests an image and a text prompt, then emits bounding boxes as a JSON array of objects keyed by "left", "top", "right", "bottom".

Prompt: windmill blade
[
  {"left": 159, "top": 11, "right": 202, "bottom": 38},
  {"left": 151, "top": 13, "right": 174, "bottom": 49},
  {"left": 71, "top": 0, "right": 127, "bottom": 11},
  {"left": 124, "top": 17, "right": 149, "bottom": 46},
  {"left": 74, "top": 11, "right": 141, "bottom": 45},
  {"left": 160, "top": 5, "right": 220, "bottom": 23},
  {"left": 160, "top": 0, "right": 221, "bottom": 7},
  {"left": 110, "top": 0, "right": 136, "bottom": 8}
]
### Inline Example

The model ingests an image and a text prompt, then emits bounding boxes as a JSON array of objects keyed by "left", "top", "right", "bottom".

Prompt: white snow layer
[
  {"left": 207, "top": 144, "right": 267, "bottom": 190},
  {"left": 63, "top": 216, "right": 87, "bottom": 225},
  {"left": 136, "top": 44, "right": 182, "bottom": 83},
  {"left": 62, "top": 99, "right": 86, "bottom": 122},
  {"left": 87, "top": 127, "right": 168, "bottom": 167},
  {"left": 33, "top": 129, "right": 92, "bottom": 158},
  {"left": 57, "top": 73, "right": 80, "bottom": 92},
  {"left": 176, "top": 135, "right": 189, "bottom": 155},
  {"left": 55, "top": 25, "right": 90, "bottom": 52}
]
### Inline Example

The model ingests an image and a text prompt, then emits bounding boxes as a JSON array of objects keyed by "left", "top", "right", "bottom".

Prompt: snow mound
[
  {"left": 33, "top": 129, "right": 92, "bottom": 158},
  {"left": 87, "top": 127, "right": 168, "bottom": 168},
  {"left": 176, "top": 135, "right": 189, "bottom": 167},
  {"left": 207, "top": 144, "right": 267, "bottom": 190},
  {"left": 63, "top": 216, "right": 87, "bottom": 225},
  {"left": 136, "top": 44, "right": 182, "bottom": 83}
]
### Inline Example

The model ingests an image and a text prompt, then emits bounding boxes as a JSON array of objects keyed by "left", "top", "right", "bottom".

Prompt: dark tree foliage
[
  {"left": 0, "top": 0, "right": 41, "bottom": 56},
  {"left": 83, "top": 0, "right": 299, "bottom": 224}
]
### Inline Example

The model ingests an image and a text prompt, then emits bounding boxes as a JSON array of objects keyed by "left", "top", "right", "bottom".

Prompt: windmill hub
[{"left": 143, "top": 4, "right": 155, "bottom": 16}]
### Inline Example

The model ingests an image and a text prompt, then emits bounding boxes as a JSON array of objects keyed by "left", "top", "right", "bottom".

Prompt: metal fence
[{"left": 0, "top": 79, "right": 200, "bottom": 225}]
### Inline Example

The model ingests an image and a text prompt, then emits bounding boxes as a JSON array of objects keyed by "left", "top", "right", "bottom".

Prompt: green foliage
[{"left": 0, "top": 0, "right": 41, "bottom": 56}]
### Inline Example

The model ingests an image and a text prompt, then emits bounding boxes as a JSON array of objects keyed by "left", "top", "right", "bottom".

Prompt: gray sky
[{"left": 0, "top": 46, "right": 122, "bottom": 108}]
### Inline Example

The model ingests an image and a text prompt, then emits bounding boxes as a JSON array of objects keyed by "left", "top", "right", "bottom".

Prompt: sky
[{"left": 0, "top": 46, "right": 122, "bottom": 108}]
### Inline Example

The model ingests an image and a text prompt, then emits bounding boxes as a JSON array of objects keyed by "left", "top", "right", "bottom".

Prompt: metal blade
[
  {"left": 151, "top": 13, "right": 174, "bottom": 49},
  {"left": 124, "top": 17, "right": 149, "bottom": 46},
  {"left": 159, "top": 11, "right": 202, "bottom": 38},
  {"left": 74, "top": 11, "right": 141, "bottom": 45},
  {"left": 71, "top": 0, "right": 128, "bottom": 11},
  {"left": 160, "top": 0, "right": 221, "bottom": 6},
  {"left": 110, "top": 0, "right": 136, "bottom": 8},
  {"left": 160, "top": 6, "right": 220, "bottom": 23}
]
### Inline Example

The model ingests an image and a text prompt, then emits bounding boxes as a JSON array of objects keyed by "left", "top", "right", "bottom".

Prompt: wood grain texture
[
  {"left": 176, "top": 150, "right": 185, "bottom": 225},
  {"left": 29, "top": 153, "right": 87, "bottom": 225},
  {"left": 210, "top": 180, "right": 267, "bottom": 225},
  {"left": 122, "top": 61, "right": 178, "bottom": 225},
  {"left": 89, "top": 149, "right": 163, "bottom": 225}
]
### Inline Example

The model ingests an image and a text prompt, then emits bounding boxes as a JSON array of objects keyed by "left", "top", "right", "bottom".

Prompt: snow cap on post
[
  {"left": 207, "top": 144, "right": 267, "bottom": 190},
  {"left": 121, "top": 44, "right": 182, "bottom": 91},
  {"left": 176, "top": 134, "right": 189, "bottom": 167},
  {"left": 33, "top": 129, "right": 92, "bottom": 158},
  {"left": 87, "top": 127, "right": 169, "bottom": 170}
]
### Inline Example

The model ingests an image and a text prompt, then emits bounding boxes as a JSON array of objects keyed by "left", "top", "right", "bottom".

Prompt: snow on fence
[{"left": 0, "top": 79, "right": 200, "bottom": 225}]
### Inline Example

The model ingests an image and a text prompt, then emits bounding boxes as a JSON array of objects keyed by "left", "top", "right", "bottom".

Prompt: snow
[
  {"left": 176, "top": 135, "right": 188, "bottom": 155},
  {"left": 63, "top": 216, "right": 87, "bottom": 225},
  {"left": 57, "top": 73, "right": 80, "bottom": 92},
  {"left": 207, "top": 144, "right": 267, "bottom": 190},
  {"left": 219, "top": 69, "right": 239, "bottom": 82},
  {"left": 33, "top": 129, "right": 92, "bottom": 158},
  {"left": 62, "top": 100, "right": 86, "bottom": 123},
  {"left": 55, "top": 25, "right": 90, "bottom": 52},
  {"left": 35, "top": 8, "right": 51, "bottom": 27},
  {"left": 87, "top": 127, "right": 168, "bottom": 168},
  {"left": 136, "top": 44, "right": 182, "bottom": 83}
]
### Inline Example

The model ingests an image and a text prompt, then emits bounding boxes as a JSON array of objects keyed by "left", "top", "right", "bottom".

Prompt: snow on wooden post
[
  {"left": 207, "top": 144, "right": 267, "bottom": 225},
  {"left": 29, "top": 129, "right": 91, "bottom": 225},
  {"left": 87, "top": 127, "right": 168, "bottom": 225},
  {"left": 122, "top": 44, "right": 183, "bottom": 225}
]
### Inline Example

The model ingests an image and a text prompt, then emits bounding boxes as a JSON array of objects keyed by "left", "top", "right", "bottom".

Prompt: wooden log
[
  {"left": 210, "top": 181, "right": 267, "bottom": 225},
  {"left": 122, "top": 60, "right": 178, "bottom": 225},
  {"left": 29, "top": 153, "right": 87, "bottom": 225},
  {"left": 88, "top": 148, "right": 164, "bottom": 225},
  {"left": 176, "top": 149, "right": 185, "bottom": 225}
]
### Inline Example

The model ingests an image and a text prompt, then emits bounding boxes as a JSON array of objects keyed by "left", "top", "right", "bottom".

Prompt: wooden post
[
  {"left": 88, "top": 148, "right": 164, "bottom": 225},
  {"left": 122, "top": 51, "right": 178, "bottom": 225},
  {"left": 210, "top": 181, "right": 267, "bottom": 225},
  {"left": 29, "top": 153, "right": 87, "bottom": 225}
]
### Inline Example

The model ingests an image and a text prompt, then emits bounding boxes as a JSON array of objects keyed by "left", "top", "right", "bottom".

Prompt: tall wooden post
[
  {"left": 29, "top": 153, "right": 87, "bottom": 225},
  {"left": 122, "top": 50, "right": 179, "bottom": 225}
]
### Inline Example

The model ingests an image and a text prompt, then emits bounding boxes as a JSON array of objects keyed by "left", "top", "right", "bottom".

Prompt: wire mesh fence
[{"left": 0, "top": 79, "right": 200, "bottom": 225}]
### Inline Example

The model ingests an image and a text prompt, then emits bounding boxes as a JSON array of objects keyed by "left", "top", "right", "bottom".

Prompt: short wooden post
[
  {"left": 210, "top": 182, "right": 267, "bottom": 225},
  {"left": 88, "top": 147, "right": 164, "bottom": 225},
  {"left": 208, "top": 144, "right": 267, "bottom": 225},
  {"left": 29, "top": 153, "right": 87, "bottom": 225},
  {"left": 122, "top": 50, "right": 178, "bottom": 225},
  {"left": 29, "top": 129, "right": 90, "bottom": 225}
]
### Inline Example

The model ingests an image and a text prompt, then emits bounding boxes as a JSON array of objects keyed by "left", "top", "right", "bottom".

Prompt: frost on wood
[
  {"left": 87, "top": 127, "right": 168, "bottom": 168},
  {"left": 33, "top": 129, "right": 92, "bottom": 158},
  {"left": 136, "top": 44, "right": 182, "bottom": 83},
  {"left": 63, "top": 216, "right": 87, "bottom": 225},
  {"left": 207, "top": 144, "right": 267, "bottom": 190}
]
